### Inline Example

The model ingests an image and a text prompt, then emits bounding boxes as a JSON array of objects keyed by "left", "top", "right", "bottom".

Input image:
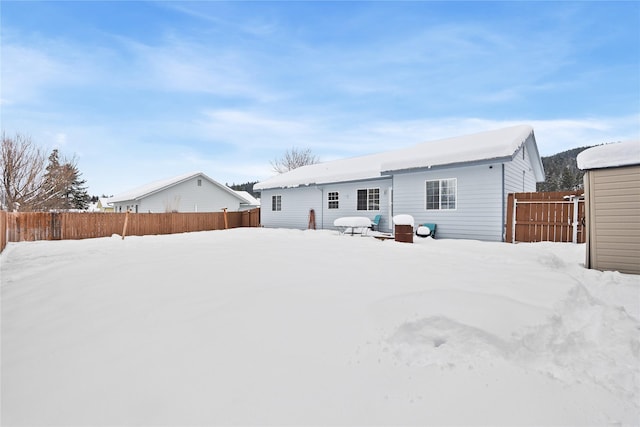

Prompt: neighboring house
[
  {"left": 254, "top": 125, "right": 545, "bottom": 241},
  {"left": 233, "top": 191, "right": 261, "bottom": 208},
  {"left": 577, "top": 140, "right": 640, "bottom": 274},
  {"left": 97, "top": 198, "right": 114, "bottom": 212},
  {"left": 110, "top": 172, "right": 257, "bottom": 213}
]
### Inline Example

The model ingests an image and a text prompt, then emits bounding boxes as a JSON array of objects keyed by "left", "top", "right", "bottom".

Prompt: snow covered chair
[{"left": 416, "top": 223, "right": 437, "bottom": 238}]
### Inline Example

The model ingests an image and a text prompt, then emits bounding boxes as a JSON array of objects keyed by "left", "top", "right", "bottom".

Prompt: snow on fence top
[
  {"left": 576, "top": 140, "right": 640, "bottom": 170},
  {"left": 254, "top": 125, "right": 537, "bottom": 190}
]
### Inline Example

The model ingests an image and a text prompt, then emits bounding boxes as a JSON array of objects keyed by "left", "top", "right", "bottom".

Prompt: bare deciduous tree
[
  {"left": 1, "top": 133, "right": 89, "bottom": 211},
  {"left": 271, "top": 147, "right": 319, "bottom": 174},
  {"left": 1, "top": 132, "right": 46, "bottom": 211}
]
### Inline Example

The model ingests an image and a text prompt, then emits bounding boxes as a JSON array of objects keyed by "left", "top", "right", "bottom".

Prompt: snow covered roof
[
  {"left": 98, "top": 198, "right": 112, "bottom": 207},
  {"left": 576, "top": 140, "right": 640, "bottom": 170},
  {"left": 255, "top": 125, "right": 543, "bottom": 190},
  {"left": 380, "top": 125, "right": 538, "bottom": 172},
  {"left": 234, "top": 191, "right": 261, "bottom": 206},
  {"left": 110, "top": 172, "right": 247, "bottom": 203}
]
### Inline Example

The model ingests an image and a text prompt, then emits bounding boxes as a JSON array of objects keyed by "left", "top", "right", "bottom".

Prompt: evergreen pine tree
[
  {"left": 64, "top": 163, "right": 90, "bottom": 210},
  {"left": 560, "top": 167, "right": 575, "bottom": 191},
  {"left": 40, "top": 149, "right": 90, "bottom": 210},
  {"left": 41, "top": 149, "right": 67, "bottom": 210}
]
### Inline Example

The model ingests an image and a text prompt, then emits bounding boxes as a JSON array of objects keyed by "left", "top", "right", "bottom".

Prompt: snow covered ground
[{"left": 1, "top": 228, "right": 639, "bottom": 426}]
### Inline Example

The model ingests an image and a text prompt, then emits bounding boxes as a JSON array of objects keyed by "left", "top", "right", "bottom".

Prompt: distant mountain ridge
[{"left": 536, "top": 145, "right": 594, "bottom": 192}]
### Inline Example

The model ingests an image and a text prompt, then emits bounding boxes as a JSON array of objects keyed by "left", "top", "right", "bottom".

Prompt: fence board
[
  {"left": 0, "top": 208, "right": 261, "bottom": 252},
  {"left": 0, "top": 211, "right": 7, "bottom": 253}
]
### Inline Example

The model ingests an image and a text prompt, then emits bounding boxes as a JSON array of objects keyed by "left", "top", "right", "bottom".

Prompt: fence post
[
  {"left": 572, "top": 196, "right": 579, "bottom": 244},
  {"left": 122, "top": 210, "right": 130, "bottom": 240},
  {"left": 511, "top": 197, "right": 518, "bottom": 244}
]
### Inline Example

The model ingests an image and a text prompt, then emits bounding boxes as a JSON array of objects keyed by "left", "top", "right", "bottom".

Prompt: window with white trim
[
  {"left": 271, "top": 195, "right": 282, "bottom": 211},
  {"left": 328, "top": 191, "right": 339, "bottom": 209},
  {"left": 357, "top": 188, "right": 380, "bottom": 211},
  {"left": 426, "top": 178, "right": 457, "bottom": 210}
]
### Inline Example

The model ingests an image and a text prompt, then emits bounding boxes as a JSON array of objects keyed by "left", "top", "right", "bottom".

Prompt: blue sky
[{"left": 2, "top": 1, "right": 639, "bottom": 196}]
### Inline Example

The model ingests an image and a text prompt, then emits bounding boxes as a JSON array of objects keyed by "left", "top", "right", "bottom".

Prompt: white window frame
[
  {"left": 425, "top": 178, "right": 457, "bottom": 210},
  {"left": 328, "top": 191, "right": 339, "bottom": 209},
  {"left": 271, "top": 195, "right": 282, "bottom": 211},
  {"left": 357, "top": 188, "right": 380, "bottom": 211}
]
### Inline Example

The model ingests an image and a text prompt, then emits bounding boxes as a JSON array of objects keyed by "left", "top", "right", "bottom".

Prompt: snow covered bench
[{"left": 333, "top": 217, "right": 373, "bottom": 236}]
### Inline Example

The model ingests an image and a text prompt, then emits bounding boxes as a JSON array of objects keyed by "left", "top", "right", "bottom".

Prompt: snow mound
[
  {"left": 393, "top": 214, "right": 414, "bottom": 226},
  {"left": 383, "top": 283, "right": 640, "bottom": 402},
  {"left": 387, "top": 316, "right": 508, "bottom": 368},
  {"left": 333, "top": 217, "right": 372, "bottom": 228},
  {"left": 515, "top": 284, "right": 640, "bottom": 399}
]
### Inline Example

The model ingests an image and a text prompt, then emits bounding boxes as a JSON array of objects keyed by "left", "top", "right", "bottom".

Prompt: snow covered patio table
[
  {"left": 1, "top": 228, "right": 639, "bottom": 426},
  {"left": 333, "top": 216, "right": 373, "bottom": 235}
]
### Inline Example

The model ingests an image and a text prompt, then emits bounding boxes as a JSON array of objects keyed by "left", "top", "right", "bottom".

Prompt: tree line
[
  {"left": 536, "top": 146, "right": 593, "bottom": 192},
  {"left": 1, "top": 133, "right": 90, "bottom": 211}
]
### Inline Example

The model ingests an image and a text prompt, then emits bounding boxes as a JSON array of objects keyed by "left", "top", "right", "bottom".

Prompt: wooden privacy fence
[
  {"left": 0, "top": 210, "right": 7, "bottom": 253},
  {"left": 506, "top": 192, "right": 585, "bottom": 243},
  {"left": 0, "top": 208, "right": 260, "bottom": 251}
]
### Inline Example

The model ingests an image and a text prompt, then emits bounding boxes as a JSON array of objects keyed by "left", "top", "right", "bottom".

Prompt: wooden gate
[{"left": 506, "top": 192, "right": 585, "bottom": 243}]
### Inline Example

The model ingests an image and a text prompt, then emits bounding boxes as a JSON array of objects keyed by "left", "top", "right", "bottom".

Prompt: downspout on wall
[
  {"left": 501, "top": 163, "right": 506, "bottom": 242},
  {"left": 317, "top": 185, "right": 324, "bottom": 230}
]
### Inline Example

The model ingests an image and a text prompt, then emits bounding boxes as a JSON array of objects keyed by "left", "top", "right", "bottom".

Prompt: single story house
[
  {"left": 254, "top": 125, "right": 545, "bottom": 241},
  {"left": 577, "top": 140, "right": 640, "bottom": 274},
  {"left": 110, "top": 172, "right": 259, "bottom": 213},
  {"left": 96, "top": 197, "right": 114, "bottom": 212}
]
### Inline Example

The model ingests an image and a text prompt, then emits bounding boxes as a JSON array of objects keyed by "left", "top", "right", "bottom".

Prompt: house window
[
  {"left": 271, "top": 195, "right": 282, "bottom": 211},
  {"left": 328, "top": 191, "right": 339, "bottom": 209},
  {"left": 357, "top": 188, "right": 380, "bottom": 211},
  {"left": 426, "top": 178, "right": 457, "bottom": 210},
  {"left": 197, "top": 179, "right": 202, "bottom": 187}
]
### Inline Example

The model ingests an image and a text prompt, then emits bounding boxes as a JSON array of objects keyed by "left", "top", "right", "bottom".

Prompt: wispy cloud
[{"left": 2, "top": 1, "right": 637, "bottom": 196}]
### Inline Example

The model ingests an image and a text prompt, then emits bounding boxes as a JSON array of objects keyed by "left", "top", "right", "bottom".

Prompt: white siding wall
[
  {"left": 259, "top": 178, "right": 393, "bottom": 231},
  {"left": 259, "top": 187, "right": 323, "bottom": 229},
  {"left": 318, "top": 179, "right": 393, "bottom": 232},
  {"left": 113, "top": 177, "right": 241, "bottom": 213},
  {"left": 392, "top": 163, "right": 504, "bottom": 241},
  {"left": 504, "top": 136, "right": 538, "bottom": 196}
]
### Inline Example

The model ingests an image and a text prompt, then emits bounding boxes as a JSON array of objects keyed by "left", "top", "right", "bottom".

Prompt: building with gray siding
[{"left": 255, "top": 125, "right": 545, "bottom": 241}]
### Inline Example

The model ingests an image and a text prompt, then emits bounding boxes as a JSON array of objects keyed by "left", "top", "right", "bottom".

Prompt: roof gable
[
  {"left": 255, "top": 125, "right": 544, "bottom": 190},
  {"left": 110, "top": 172, "right": 247, "bottom": 203}
]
